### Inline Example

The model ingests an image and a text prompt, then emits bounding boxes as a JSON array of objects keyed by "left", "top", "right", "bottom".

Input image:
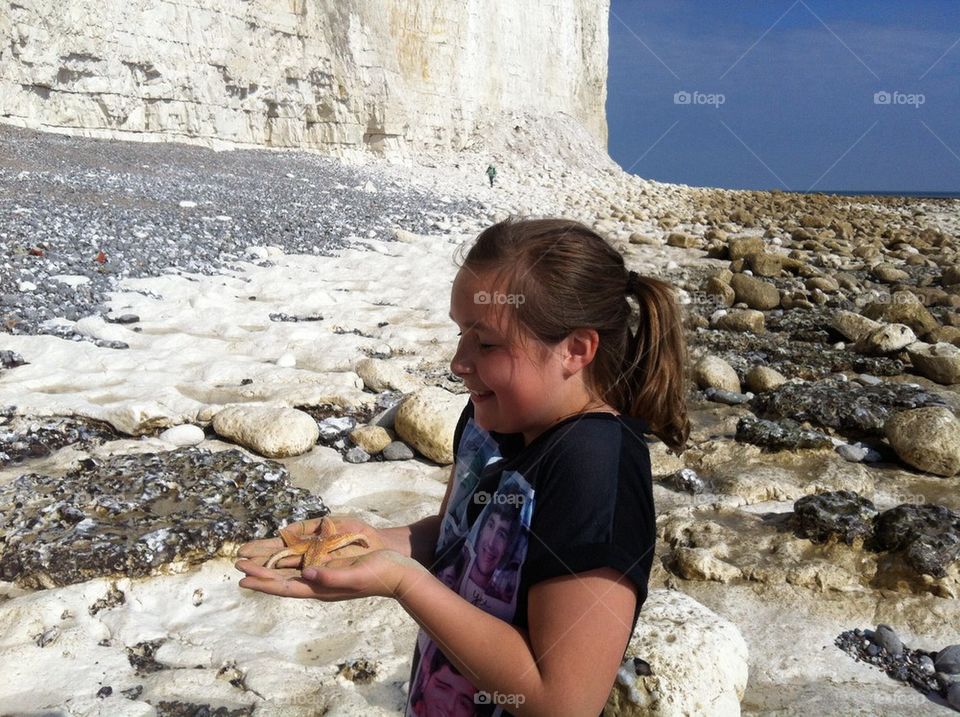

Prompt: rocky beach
[{"left": 2, "top": 114, "right": 960, "bottom": 717}]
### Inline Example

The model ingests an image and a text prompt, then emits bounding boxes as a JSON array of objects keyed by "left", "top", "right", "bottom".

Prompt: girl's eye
[{"left": 456, "top": 331, "right": 495, "bottom": 350}]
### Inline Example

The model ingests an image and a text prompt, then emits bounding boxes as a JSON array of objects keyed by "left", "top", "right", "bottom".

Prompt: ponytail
[{"left": 619, "top": 271, "right": 690, "bottom": 453}]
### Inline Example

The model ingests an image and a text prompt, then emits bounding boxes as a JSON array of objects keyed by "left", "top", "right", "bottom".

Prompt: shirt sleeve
[{"left": 522, "top": 426, "right": 656, "bottom": 603}]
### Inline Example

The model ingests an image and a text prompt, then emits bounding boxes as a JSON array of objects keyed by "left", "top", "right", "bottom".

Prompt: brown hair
[{"left": 456, "top": 217, "right": 690, "bottom": 452}]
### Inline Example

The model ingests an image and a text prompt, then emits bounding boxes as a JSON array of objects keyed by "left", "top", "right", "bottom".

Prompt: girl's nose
[{"left": 450, "top": 339, "right": 472, "bottom": 377}]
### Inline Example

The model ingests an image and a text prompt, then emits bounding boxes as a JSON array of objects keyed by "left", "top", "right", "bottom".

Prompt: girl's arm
[{"left": 394, "top": 563, "right": 636, "bottom": 717}]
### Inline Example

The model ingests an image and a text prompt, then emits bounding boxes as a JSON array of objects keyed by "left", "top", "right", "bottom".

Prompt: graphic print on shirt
[{"left": 406, "top": 420, "right": 535, "bottom": 717}]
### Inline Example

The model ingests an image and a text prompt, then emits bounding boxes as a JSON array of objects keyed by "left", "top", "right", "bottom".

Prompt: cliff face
[{"left": 0, "top": 0, "right": 608, "bottom": 154}]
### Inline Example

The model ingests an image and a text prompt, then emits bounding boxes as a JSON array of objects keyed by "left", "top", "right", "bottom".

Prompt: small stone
[
  {"left": 19, "top": 281, "right": 37, "bottom": 292},
  {"left": 382, "top": 440, "right": 414, "bottom": 461},
  {"left": 317, "top": 416, "right": 357, "bottom": 440},
  {"left": 344, "top": 446, "right": 370, "bottom": 464},
  {"left": 836, "top": 443, "right": 868, "bottom": 462},
  {"left": 704, "top": 388, "right": 750, "bottom": 405},
  {"left": 948, "top": 682, "right": 960, "bottom": 710},
  {"left": 178, "top": 200, "right": 197, "bottom": 208},
  {"left": 793, "top": 491, "right": 878, "bottom": 545},
  {"left": 159, "top": 424, "right": 205, "bottom": 447},
  {"left": 856, "top": 373, "right": 882, "bottom": 386},
  {"left": 919, "top": 655, "right": 936, "bottom": 674},
  {"left": 114, "top": 314, "right": 140, "bottom": 324},
  {"left": 349, "top": 425, "right": 392, "bottom": 454},
  {"left": 276, "top": 352, "right": 297, "bottom": 368},
  {"left": 667, "top": 467, "right": 706, "bottom": 494},
  {"left": 866, "top": 643, "right": 880, "bottom": 657},
  {"left": 96, "top": 686, "right": 112, "bottom": 699},
  {"left": 936, "top": 645, "right": 960, "bottom": 675},
  {"left": 871, "top": 624, "right": 903, "bottom": 656}
]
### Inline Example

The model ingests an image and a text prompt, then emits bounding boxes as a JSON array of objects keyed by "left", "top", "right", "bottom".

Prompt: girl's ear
[{"left": 561, "top": 328, "right": 600, "bottom": 374}]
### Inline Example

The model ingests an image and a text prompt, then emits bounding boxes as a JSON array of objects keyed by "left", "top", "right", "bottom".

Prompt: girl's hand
[
  {"left": 235, "top": 549, "right": 427, "bottom": 601},
  {"left": 236, "top": 514, "right": 386, "bottom": 568}
]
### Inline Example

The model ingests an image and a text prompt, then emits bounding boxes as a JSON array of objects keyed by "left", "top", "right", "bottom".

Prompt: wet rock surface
[
  {"left": 791, "top": 492, "right": 960, "bottom": 579},
  {"left": 0, "top": 411, "right": 122, "bottom": 467},
  {"left": 0, "top": 447, "right": 328, "bottom": 588},
  {"left": 735, "top": 414, "right": 834, "bottom": 451},
  {"left": 750, "top": 375, "right": 947, "bottom": 438},
  {"left": 793, "top": 490, "right": 879, "bottom": 545},
  {"left": 873, "top": 504, "right": 960, "bottom": 578}
]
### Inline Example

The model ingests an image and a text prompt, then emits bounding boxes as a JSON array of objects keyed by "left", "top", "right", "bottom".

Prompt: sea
[{"left": 795, "top": 190, "right": 960, "bottom": 200}]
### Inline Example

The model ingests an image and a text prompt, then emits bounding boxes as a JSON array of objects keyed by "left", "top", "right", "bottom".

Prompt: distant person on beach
[
  {"left": 485, "top": 164, "right": 497, "bottom": 187},
  {"left": 237, "top": 217, "right": 689, "bottom": 716}
]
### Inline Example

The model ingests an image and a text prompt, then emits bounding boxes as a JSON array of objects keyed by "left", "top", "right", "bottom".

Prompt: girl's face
[{"left": 448, "top": 268, "right": 569, "bottom": 445}]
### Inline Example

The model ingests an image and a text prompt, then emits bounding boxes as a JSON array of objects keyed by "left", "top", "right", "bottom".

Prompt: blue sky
[{"left": 606, "top": 0, "right": 960, "bottom": 192}]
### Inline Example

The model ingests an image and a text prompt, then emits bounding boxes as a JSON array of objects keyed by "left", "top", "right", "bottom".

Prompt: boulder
[
  {"left": 694, "top": 356, "right": 741, "bottom": 393},
  {"left": 349, "top": 425, "right": 393, "bottom": 454},
  {"left": 727, "top": 236, "right": 764, "bottom": 260},
  {"left": 885, "top": 407, "right": 960, "bottom": 477},
  {"left": 606, "top": 589, "right": 748, "bottom": 716},
  {"left": 907, "top": 342, "right": 960, "bottom": 385},
  {"left": 856, "top": 324, "right": 917, "bottom": 355},
  {"left": 211, "top": 405, "right": 319, "bottom": 458},
  {"left": 745, "top": 365, "right": 786, "bottom": 393},
  {"left": 829, "top": 310, "right": 882, "bottom": 342},
  {"left": 730, "top": 274, "right": 780, "bottom": 310},
  {"left": 394, "top": 387, "right": 469, "bottom": 465},
  {"left": 716, "top": 309, "right": 765, "bottom": 334}
]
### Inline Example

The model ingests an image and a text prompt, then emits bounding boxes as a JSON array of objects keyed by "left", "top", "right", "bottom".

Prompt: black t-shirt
[{"left": 405, "top": 401, "right": 656, "bottom": 717}]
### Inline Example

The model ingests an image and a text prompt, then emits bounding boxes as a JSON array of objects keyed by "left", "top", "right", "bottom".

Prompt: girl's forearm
[
  {"left": 379, "top": 515, "right": 441, "bottom": 566},
  {"left": 394, "top": 568, "right": 551, "bottom": 717}
]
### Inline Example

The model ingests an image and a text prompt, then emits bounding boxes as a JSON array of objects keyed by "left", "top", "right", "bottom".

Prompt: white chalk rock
[
  {"left": 212, "top": 405, "right": 319, "bottom": 458},
  {"left": 354, "top": 357, "right": 420, "bottom": 393},
  {"left": 607, "top": 589, "right": 749, "bottom": 716},
  {"left": 158, "top": 424, "right": 205, "bottom": 447},
  {"left": 394, "top": 387, "right": 468, "bottom": 465},
  {"left": 276, "top": 352, "right": 297, "bottom": 368}
]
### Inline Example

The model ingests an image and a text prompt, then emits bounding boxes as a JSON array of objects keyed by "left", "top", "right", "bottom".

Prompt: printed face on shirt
[
  {"left": 471, "top": 511, "right": 513, "bottom": 586},
  {"left": 421, "top": 664, "right": 477, "bottom": 717},
  {"left": 449, "top": 268, "right": 568, "bottom": 443}
]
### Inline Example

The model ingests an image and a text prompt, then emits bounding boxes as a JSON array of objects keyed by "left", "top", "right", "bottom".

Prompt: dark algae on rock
[{"left": 0, "top": 447, "right": 328, "bottom": 588}]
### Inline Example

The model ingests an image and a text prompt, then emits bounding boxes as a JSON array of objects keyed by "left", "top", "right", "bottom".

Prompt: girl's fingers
[{"left": 237, "top": 537, "right": 284, "bottom": 558}]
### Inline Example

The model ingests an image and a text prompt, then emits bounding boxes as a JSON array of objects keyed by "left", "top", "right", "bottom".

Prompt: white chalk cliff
[{"left": 0, "top": 0, "right": 609, "bottom": 154}]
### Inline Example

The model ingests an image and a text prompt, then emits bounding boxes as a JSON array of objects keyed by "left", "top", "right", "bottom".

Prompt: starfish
[{"left": 265, "top": 517, "right": 370, "bottom": 570}]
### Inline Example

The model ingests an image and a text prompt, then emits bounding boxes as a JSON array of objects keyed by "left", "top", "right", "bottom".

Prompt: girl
[{"left": 236, "top": 218, "right": 690, "bottom": 716}]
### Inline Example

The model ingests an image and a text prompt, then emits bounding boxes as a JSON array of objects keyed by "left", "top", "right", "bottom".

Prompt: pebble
[
  {"left": 872, "top": 624, "right": 904, "bottom": 657},
  {"left": 382, "top": 440, "right": 414, "bottom": 461},
  {"left": 344, "top": 446, "right": 370, "bottom": 464},
  {"left": 317, "top": 416, "right": 357, "bottom": 440},
  {"left": 836, "top": 443, "right": 868, "bottom": 462},
  {"left": 158, "top": 424, "right": 205, "bottom": 447},
  {"left": 704, "top": 387, "right": 751, "bottom": 405},
  {"left": 668, "top": 467, "right": 706, "bottom": 494},
  {"left": 936, "top": 645, "right": 960, "bottom": 675}
]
